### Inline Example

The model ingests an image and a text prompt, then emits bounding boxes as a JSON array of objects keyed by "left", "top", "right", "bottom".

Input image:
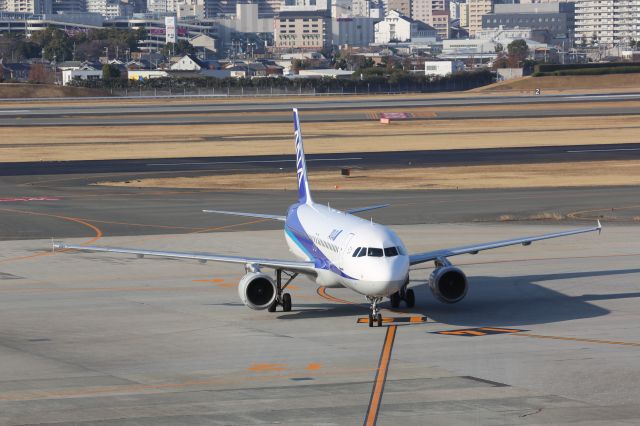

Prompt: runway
[
  {"left": 3, "top": 143, "right": 640, "bottom": 177},
  {"left": 1, "top": 92, "right": 640, "bottom": 126},
  {"left": 1, "top": 224, "right": 640, "bottom": 424}
]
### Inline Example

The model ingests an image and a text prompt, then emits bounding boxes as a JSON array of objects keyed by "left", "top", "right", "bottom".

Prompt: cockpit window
[
  {"left": 367, "top": 247, "right": 384, "bottom": 257},
  {"left": 384, "top": 246, "right": 399, "bottom": 257},
  {"left": 352, "top": 247, "right": 361, "bottom": 257},
  {"left": 357, "top": 247, "right": 366, "bottom": 257}
]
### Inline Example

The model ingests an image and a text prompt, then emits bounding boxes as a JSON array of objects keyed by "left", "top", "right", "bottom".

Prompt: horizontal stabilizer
[
  {"left": 202, "top": 209, "right": 286, "bottom": 221},
  {"left": 346, "top": 204, "right": 390, "bottom": 215}
]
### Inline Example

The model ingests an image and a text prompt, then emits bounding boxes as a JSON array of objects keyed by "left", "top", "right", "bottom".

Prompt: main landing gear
[
  {"left": 268, "top": 269, "right": 297, "bottom": 312},
  {"left": 389, "top": 285, "right": 415, "bottom": 309},
  {"left": 367, "top": 296, "right": 383, "bottom": 327}
]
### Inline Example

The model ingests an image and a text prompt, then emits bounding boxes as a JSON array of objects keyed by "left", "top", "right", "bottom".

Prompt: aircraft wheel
[
  {"left": 376, "top": 313, "right": 383, "bottom": 327},
  {"left": 368, "top": 313, "right": 374, "bottom": 327},
  {"left": 405, "top": 288, "right": 415, "bottom": 308},
  {"left": 390, "top": 292, "right": 400, "bottom": 308},
  {"left": 282, "top": 293, "right": 292, "bottom": 312}
]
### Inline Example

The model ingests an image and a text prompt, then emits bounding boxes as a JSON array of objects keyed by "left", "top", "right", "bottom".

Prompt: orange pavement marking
[
  {"left": 439, "top": 330, "right": 487, "bottom": 336},
  {"left": 480, "top": 327, "right": 522, "bottom": 333},
  {"left": 316, "top": 287, "right": 356, "bottom": 304},
  {"left": 306, "top": 363, "right": 322, "bottom": 371},
  {"left": 247, "top": 363, "right": 287, "bottom": 372},
  {"left": 0, "top": 208, "right": 103, "bottom": 264},
  {"left": 364, "top": 325, "right": 397, "bottom": 426}
]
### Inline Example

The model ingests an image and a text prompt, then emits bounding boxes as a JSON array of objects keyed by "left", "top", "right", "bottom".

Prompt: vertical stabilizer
[{"left": 293, "top": 108, "right": 313, "bottom": 205}]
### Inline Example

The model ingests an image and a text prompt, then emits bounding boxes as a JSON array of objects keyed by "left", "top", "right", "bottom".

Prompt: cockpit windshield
[
  {"left": 384, "top": 246, "right": 399, "bottom": 257},
  {"left": 352, "top": 246, "right": 403, "bottom": 258},
  {"left": 367, "top": 248, "right": 383, "bottom": 257}
]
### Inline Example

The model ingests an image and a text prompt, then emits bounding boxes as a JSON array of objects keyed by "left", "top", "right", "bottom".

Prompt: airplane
[{"left": 54, "top": 108, "right": 602, "bottom": 327}]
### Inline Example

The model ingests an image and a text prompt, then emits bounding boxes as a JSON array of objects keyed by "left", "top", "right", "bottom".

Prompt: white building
[
  {"left": 575, "top": 0, "right": 640, "bottom": 47},
  {"left": 177, "top": 0, "right": 205, "bottom": 19},
  {"left": 85, "top": 0, "right": 128, "bottom": 17},
  {"left": 2, "top": 0, "right": 51, "bottom": 13},
  {"left": 128, "top": 69, "right": 169, "bottom": 80},
  {"left": 424, "top": 60, "right": 464, "bottom": 75},
  {"left": 374, "top": 9, "right": 437, "bottom": 43},
  {"left": 62, "top": 69, "right": 102, "bottom": 85},
  {"left": 170, "top": 54, "right": 205, "bottom": 70}
]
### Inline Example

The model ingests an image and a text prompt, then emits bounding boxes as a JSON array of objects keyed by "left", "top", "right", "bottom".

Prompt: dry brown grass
[
  {"left": 528, "top": 212, "right": 565, "bottom": 221},
  {"left": 478, "top": 74, "right": 640, "bottom": 92},
  {"left": 0, "top": 83, "right": 108, "bottom": 98},
  {"left": 2, "top": 114, "right": 640, "bottom": 162},
  {"left": 96, "top": 160, "right": 640, "bottom": 191}
]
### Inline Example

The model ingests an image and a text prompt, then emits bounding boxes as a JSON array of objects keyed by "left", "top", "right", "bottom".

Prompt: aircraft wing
[
  {"left": 409, "top": 221, "right": 601, "bottom": 266},
  {"left": 202, "top": 209, "right": 286, "bottom": 221},
  {"left": 347, "top": 204, "right": 390, "bottom": 214},
  {"left": 54, "top": 243, "right": 316, "bottom": 275}
]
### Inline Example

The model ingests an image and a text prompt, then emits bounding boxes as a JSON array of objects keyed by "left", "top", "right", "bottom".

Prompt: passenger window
[
  {"left": 357, "top": 247, "right": 366, "bottom": 257},
  {"left": 368, "top": 248, "right": 383, "bottom": 257},
  {"left": 384, "top": 247, "right": 399, "bottom": 257},
  {"left": 352, "top": 247, "right": 360, "bottom": 257}
]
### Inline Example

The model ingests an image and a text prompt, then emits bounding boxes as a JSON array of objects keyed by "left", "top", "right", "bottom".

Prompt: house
[
  {"left": 190, "top": 34, "right": 217, "bottom": 57},
  {"left": 424, "top": 60, "right": 465, "bottom": 76},
  {"left": 0, "top": 61, "right": 31, "bottom": 81},
  {"left": 375, "top": 10, "right": 438, "bottom": 44},
  {"left": 170, "top": 54, "right": 206, "bottom": 71},
  {"left": 62, "top": 69, "right": 103, "bottom": 85}
]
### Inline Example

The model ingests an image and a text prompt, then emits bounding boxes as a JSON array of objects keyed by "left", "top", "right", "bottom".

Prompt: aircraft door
[{"left": 340, "top": 233, "right": 356, "bottom": 270}]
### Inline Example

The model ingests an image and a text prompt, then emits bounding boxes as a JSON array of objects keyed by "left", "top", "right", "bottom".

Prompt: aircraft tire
[
  {"left": 390, "top": 292, "right": 400, "bottom": 308},
  {"left": 282, "top": 293, "right": 292, "bottom": 312},
  {"left": 405, "top": 289, "right": 415, "bottom": 308}
]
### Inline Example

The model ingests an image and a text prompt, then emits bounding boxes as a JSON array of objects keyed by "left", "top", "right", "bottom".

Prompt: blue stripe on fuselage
[{"left": 285, "top": 204, "right": 355, "bottom": 280}]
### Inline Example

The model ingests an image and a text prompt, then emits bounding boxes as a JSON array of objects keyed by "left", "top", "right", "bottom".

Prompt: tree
[
  {"left": 161, "top": 40, "right": 195, "bottom": 56},
  {"left": 495, "top": 43, "right": 504, "bottom": 53},
  {"left": 102, "top": 64, "right": 121, "bottom": 80},
  {"left": 507, "top": 39, "right": 529, "bottom": 67},
  {"left": 31, "top": 28, "right": 73, "bottom": 61},
  {"left": 28, "top": 63, "right": 51, "bottom": 83}
]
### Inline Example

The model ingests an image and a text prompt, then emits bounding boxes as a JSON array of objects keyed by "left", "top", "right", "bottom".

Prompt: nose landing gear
[{"left": 367, "top": 296, "right": 383, "bottom": 327}]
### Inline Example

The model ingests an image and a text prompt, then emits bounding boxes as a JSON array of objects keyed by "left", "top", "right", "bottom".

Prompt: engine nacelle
[
  {"left": 429, "top": 266, "right": 468, "bottom": 304},
  {"left": 238, "top": 272, "right": 277, "bottom": 310}
]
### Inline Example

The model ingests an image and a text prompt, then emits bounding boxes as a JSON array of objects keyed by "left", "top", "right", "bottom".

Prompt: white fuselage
[{"left": 284, "top": 203, "right": 410, "bottom": 297}]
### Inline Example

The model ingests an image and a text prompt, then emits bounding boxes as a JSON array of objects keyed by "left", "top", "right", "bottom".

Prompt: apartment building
[
  {"left": 467, "top": 0, "right": 491, "bottom": 37},
  {"left": 2, "top": 0, "right": 52, "bottom": 13},
  {"left": 575, "top": 0, "right": 640, "bottom": 46},
  {"left": 275, "top": 10, "right": 330, "bottom": 49}
]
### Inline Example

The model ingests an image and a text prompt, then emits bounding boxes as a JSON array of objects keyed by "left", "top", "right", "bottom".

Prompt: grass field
[
  {"left": 0, "top": 83, "right": 108, "bottom": 98},
  {"left": 1, "top": 113, "right": 639, "bottom": 162},
  {"left": 477, "top": 73, "right": 640, "bottom": 92},
  {"left": 97, "top": 160, "right": 640, "bottom": 191}
]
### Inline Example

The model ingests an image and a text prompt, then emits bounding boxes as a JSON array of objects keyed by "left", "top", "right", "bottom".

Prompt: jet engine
[
  {"left": 428, "top": 266, "right": 468, "bottom": 304},
  {"left": 238, "top": 272, "right": 277, "bottom": 310}
]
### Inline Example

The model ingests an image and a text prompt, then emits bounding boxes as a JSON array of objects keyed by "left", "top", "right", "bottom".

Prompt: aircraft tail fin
[{"left": 293, "top": 108, "right": 313, "bottom": 205}]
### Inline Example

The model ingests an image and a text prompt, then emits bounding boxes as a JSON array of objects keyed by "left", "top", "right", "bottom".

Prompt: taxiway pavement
[
  {"left": 2, "top": 92, "right": 640, "bottom": 126},
  {"left": 1, "top": 224, "right": 639, "bottom": 425},
  {"left": 3, "top": 143, "right": 640, "bottom": 177}
]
